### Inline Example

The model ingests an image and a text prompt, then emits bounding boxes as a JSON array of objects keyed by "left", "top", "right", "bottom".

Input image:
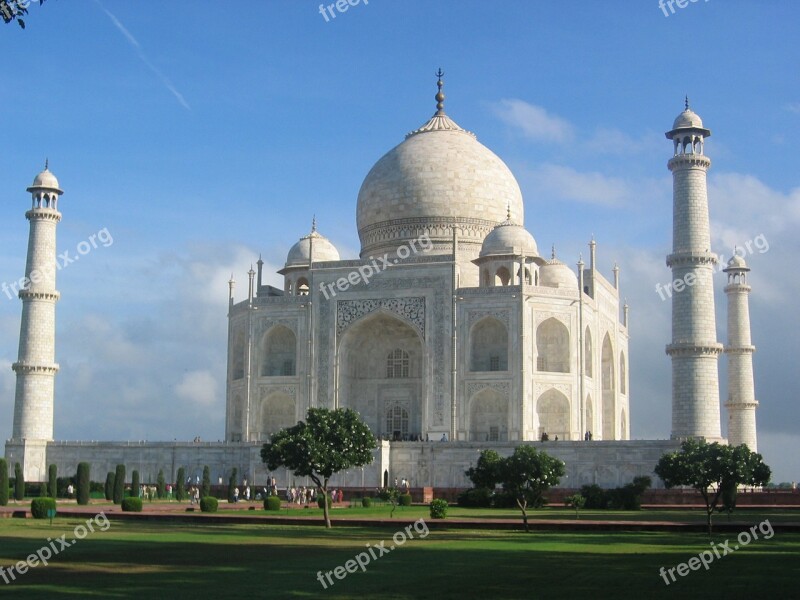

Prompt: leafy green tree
[
  {"left": 131, "top": 470, "right": 140, "bottom": 498},
  {"left": 565, "top": 493, "right": 586, "bottom": 519},
  {"left": 76, "top": 462, "right": 90, "bottom": 505},
  {"left": 655, "top": 440, "right": 771, "bottom": 534},
  {"left": 176, "top": 467, "right": 186, "bottom": 502},
  {"left": 113, "top": 464, "right": 125, "bottom": 504},
  {"left": 261, "top": 407, "right": 377, "bottom": 528},
  {"left": 14, "top": 462, "right": 24, "bottom": 501},
  {"left": 48, "top": 464, "right": 57, "bottom": 498},
  {"left": 0, "top": 0, "right": 46, "bottom": 29},
  {"left": 0, "top": 458, "right": 8, "bottom": 506},
  {"left": 497, "top": 446, "right": 564, "bottom": 532},
  {"left": 202, "top": 466, "right": 211, "bottom": 498},
  {"left": 104, "top": 472, "right": 115, "bottom": 501},
  {"left": 156, "top": 470, "right": 166, "bottom": 499},
  {"left": 465, "top": 449, "right": 502, "bottom": 490}
]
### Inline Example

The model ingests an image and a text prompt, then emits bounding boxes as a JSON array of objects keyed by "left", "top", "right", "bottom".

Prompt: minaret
[
  {"left": 723, "top": 254, "right": 758, "bottom": 450},
  {"left": 11, "top": 163, "right": 63, "bottom": 443},
  {"left": 665, "top": 100, "right": 723, "bottom": 440}
]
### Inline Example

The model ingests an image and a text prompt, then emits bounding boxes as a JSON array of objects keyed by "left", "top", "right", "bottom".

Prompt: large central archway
[{"left": 337, "top": 312, "right": 424, "bottom": 440}]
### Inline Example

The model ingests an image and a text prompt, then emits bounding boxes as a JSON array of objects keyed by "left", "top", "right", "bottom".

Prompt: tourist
[
  {"left": 233, "top": 487, "right": 239, "bottom": 503},
  {"left": 245, "top": 486, "right": 250, "bottom": 501},
  {"left": 67, "top": 483, "right": 74, "bottom": 499},
  {"left": 167, "top": 484, "right": 173, "bottom": 501}
]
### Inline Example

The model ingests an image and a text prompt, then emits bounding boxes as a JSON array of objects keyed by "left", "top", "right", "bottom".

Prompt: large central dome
[{"left": 356, "top": 79, "right": 524, "bottom": 259}]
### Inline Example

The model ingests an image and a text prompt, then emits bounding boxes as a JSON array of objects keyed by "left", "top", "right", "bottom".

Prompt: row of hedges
[{"left": 580, "top": 477, "right": 652, "bottom": 510}]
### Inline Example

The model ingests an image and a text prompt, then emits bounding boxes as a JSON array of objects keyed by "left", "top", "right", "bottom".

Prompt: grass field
[{"left": 1, "top": 513, "right": 799, "bottom": 599}]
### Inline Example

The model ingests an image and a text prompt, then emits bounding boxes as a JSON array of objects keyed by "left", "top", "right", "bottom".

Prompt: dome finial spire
[
  {"left": 506, "top": 202, "right": 511, "bottom": 221},
  {"left": 435, "top": 68, "right": 445, "bottom": 114},
  {"left": 685, "top": 95, "right": 690, "bottom": 110},
  {"left": 311, "top": 214, "right": 317, "bottom": 233},
  {"left": 44, "top": 157, "right": 49, "bottom": 171},
  {"left": 551, "top": 244, "right": 556, "bottom": 260}
]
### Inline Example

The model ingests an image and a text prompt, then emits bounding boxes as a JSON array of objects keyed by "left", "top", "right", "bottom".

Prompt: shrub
[
  {"left": 0, "top": 458, "right": 8, "bottom": 506},
  {"left": 457, "top": 487, "right": 493, "bottom": 508},
  {"left": 264, "top": 496, "right": 282, "bottom": 511},
  {"left": 131, "top": 470, "right": 140, "bottom": 498},
  {"left": 399, "top": 493, "right": 412, "bottom": 507},
  {"left": 579, "top": 484, "right": 608, "bottom": 509},
  {"left": 361, "top": 497, "right": 372, "bottom": 508},
  {"left": 14, "top": 462, "right": 24, "bottom": 501},
  {"left": 48, "top": 464, "right": 58, "bottom": 498},
  {"left": 317, "top": 494, "right": 332, "bottom": 509},
  {"left": 176, "top": 467, "right": 186, "bottom": 502},
  {"left": 429, "top": 499, "right": 448, "bottom": 519},
  {"left": 104, "top": 472, "right": 115, "bottom": 501},
  {"left": 156, "top": 470, "right": 166, "bottom": 499},
  {"left": 121, "top": 497, "right": 143, "bottom": 512},
  {"left": 202, "top": 466, "right": 211, "bottom": 498},
  {"left": 113, "top": 464, "right": 126, "bottom": 504},
  {"left": 564, "top": 493, "right": 586, "bottom": 519},
  {"left": 76, "top": 463, "right": 91, "bottom": 505},
  {"left": 200, "top": 497, "right": 218, "bottom": 513},
  {"left": 31, "top": 497, "right": 56, "bottom": 519}
]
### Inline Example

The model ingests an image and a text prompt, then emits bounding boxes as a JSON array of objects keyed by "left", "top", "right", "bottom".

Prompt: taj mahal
[{"left": 4, "top": 78, "right": 759, "bottom": 490}]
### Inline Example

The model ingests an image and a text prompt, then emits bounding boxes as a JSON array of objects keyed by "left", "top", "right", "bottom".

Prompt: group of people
[{"left": 539, "top": 431, "right": 594, "bottom": 441}]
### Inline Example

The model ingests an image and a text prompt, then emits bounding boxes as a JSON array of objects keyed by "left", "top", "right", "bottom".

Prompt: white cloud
[
  {"left": 493, "top": 99, "right": 575, "bottom": 143},
  {"left": 784, "top": 102, "right": 800, "bottom": 114},
  {"left": 175, "top": 370, "right": 218, "bottom": 408},
  {"left": 519, "top": 163, "right": 632, "bottom": 207}
]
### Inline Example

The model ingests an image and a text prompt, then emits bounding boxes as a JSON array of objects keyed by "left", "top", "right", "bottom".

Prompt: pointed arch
[
  {"left": 601, "top": 333, "right": 616, "bottom": 439},
  {"left": 469, "top": 387, "right": 508, "bottom": 441},
  {"left": 619, "top": 350, "right": 626, "bottom": 394},
  {"left": 586, "top": 393, "right": 594, "bottom": 437},
  {"left": 470, "top": 317, "right": 508, "bottom": 372},
  {"left": 620, "top": 408, "right": 627, "bottom": 440},
  {"left": 494, "top": 266, "right": 511, "bottom": 286},
  {"left": 261, "top": 325, "right": 297, "bottom": 376},
  {"left": 231, "top": 332, "right": 245, "bottom": 380},
  {"left": 259, "top": 392, "right": 296, "bottom": 440},
  {"left": 536, "top": 388, "right": 570, "bottom": 440},
  {"left": 584, "top": 327, "right": 593, "bottom": 377},
  {"left": 536, "top": 317, "right": 570, "bottom": 373}
]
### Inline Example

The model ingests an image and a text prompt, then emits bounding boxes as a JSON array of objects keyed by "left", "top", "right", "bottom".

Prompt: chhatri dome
[
  {"left": 285, "top": 218, "right": 340, "bottom": 267},
  {"left": 27, "top": 160, "right": 62, "bottom": 193},
  {"left": 479, "top": 207, "right": 539, "bottom": 258},
  {"left": 539, "top": 246, "right": 579, "bottom": 289},
  {"left": 356, "top": 71, "right": 525, "bottom": 259},
  {"left": 671, "top": 96, "right": 708, "bottom": 132}
]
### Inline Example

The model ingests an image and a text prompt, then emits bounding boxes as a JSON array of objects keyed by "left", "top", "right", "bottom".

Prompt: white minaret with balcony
[
  {"left": 665, "top": 100, "right": 723, "bottom": 440},
  {"left": 11, "top": 163, "right": 62, "bottom": 445},
  {"left": 723, "top": 254, "right": 758, "bottom": 451}
]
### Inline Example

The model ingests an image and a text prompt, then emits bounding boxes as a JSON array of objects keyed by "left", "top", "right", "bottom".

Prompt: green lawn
[{"left": 1, "top": 517, "right": 798, "bottom": 599}]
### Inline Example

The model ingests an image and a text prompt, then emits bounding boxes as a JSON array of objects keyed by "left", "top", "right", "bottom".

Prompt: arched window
[
  {"left": 469, "top": 317, "right": 508, "bottom": 372},
  {"left": 386, "top": 349, "right": 410, "bottom": 378},
  {"left": 584, "top": 327, "right": 593, "bottom": 377},
  {"left": 536, "top": 389, "right": 570, "bottom": 440},
  {"left": 601, "top": 333, "right": 615, "bottom": 439},
  {"left": 494, "top": 266, "right": 511, "bottom": 286},
  {"left": 261, "top": 326, "right": 297, "bottom": 376},
  {"left": 536, "top": 318, "right": 570, "bottom": 373},
  {"left": 386, "top": 405, "right": 409, "bottom": 440},
  {"left": 232, "top": 333, "right": 245, "bottom": 380},
  {"left": 619, "top": 351, "right": 626, "bottom": 394},
  {"left": 296, "top": 277, "right": 309, "bottom": 296}
]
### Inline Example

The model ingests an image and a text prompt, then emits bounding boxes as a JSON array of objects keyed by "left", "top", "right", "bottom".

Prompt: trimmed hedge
[
  {"left": 31, "top": 497, "right": 56, "bottom": 519},
  {"left": 77, "top": 462, "right": 91, "bottom": 505},
  {"left": 429, "top": 499, "right": 448, "bottom": 519},
  {"left": 131, "top": 470, "right": 140, "bottom": 498},
  {"left": 176, "top": 467, "right": 186, "bottom": 502},
  {"left": 113, "top": 464, "right": 126, "bottom": 504},
  {"left": 361, "top": 497, "right": 372, "bottom": 508},
  {"left": 121, "top": 497, "right": 143, "bottom": 512},
  {"left": 48, "top": 464, "right": 58, "bottom": 498},
  {"left": 457, "top": 487, "right": 493, "bottom": 508},
  {"left": 264, "top": 496, "right": 282, "bottom": 511},
  {"left": 14, "top": 462, "right": 24, "bottom": 501},
  {"left": 104, "top": 472, "right": 115, "bottom": 501},
  {"left": 317, "top": 494, "right": 332, "bottom": 509},
  {"left": 200, "top": 497, "right": 218, "bottom": 513},
  {"left": 399, "top": 493, "right": 412, "bottom": 507},
  {"left": 0, "top": 458, "right": 8, "bottom": 506}
]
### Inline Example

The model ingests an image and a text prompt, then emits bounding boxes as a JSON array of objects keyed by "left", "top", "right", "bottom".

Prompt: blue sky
[{"left": 0, "top": 0, "right": 797, "bottom": 481}]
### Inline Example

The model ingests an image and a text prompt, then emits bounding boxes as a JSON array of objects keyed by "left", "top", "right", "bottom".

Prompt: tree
[
  {"left": 76, "top": 462, "right": 90, "bottom": 505},
  {"left": 104, "top": 472, "right": 115, "bottom": 501},
  {"left": 497, "top": 446, "right": 565, "bottom": 532},
  {"left": 156, "top": 470, "right": 166, "bottom": 499},
  {"left": 113, "top": 464, "right": 125, "bottom": 504},
  {"left": 131, "top": 470, "right": 140, "bottom": 498},
  {"left": 48, "top": 464, "right": 57, "bottom": 498},
  {"left": 14, "top": 462, "right": 24, "bottom": 501},
  {"left": 565, "top": 493, "right": 586, "bottom": 519},
  {"left": 261, "top": 407, "right": 377, "bottom": 528},
  {"left": 176, "top": 467, "right": 186, "bottom": 502},
  {"left": 227, "top": 468, "right": 237, "bottom": 503},
  {"left": 202, "top": 465, "right": 211, "bottom": 498},
  {"left": 655, "top": 440, "right": 771, "bottom": 534},
  {"left": 465, "top": 449, "right": 502, "bottom": 490},
  {"left": 0, "top": 0, "right": 46, "bottom": 29},
  {"left": 0, "top": 458, "right": 8, "bottom": 506}
]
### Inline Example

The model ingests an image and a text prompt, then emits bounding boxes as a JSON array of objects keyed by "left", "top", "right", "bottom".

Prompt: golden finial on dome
[{"left": 435, "top": 68, "right": 445, "bottom": 114}]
